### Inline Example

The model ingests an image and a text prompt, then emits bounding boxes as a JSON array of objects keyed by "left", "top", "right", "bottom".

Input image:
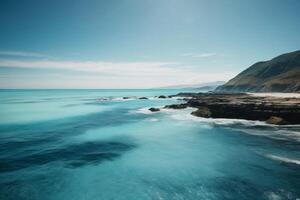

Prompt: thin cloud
[
  {"left": 181, "top": 53, "right": 217, "bottom": 58},
  {"left": 0, "top": 59, "right": 179, "bottom": 77},
  {"left": 0, "top": 58, "right": 237, "bottom": 88},
  {"left": 0, "top": 51, "right": 52, "bottom": 58}
]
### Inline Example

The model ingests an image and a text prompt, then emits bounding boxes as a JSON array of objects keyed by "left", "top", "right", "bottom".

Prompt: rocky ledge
[{"left": 165, "top": 93, "right": 300, "bottom": 125}]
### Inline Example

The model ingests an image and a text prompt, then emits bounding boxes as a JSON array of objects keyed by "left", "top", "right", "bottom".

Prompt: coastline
[
  {"left": 1, "top": 89, "right": 300, "bottom": 200},
  {"left": 149, "top": 92, "right": 300, "bottom": 125},
  {"left": 248, "top": 92, "right": 300, "bottom": 98}
]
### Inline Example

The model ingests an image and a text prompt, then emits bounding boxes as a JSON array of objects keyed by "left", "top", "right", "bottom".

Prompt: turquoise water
[{"left": 0, "top": 89, "right": 299, "bottom": 200}]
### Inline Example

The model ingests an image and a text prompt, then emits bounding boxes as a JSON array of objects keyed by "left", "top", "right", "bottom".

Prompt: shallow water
[{"left": 0, "top": 89, "right": 299, "bottom": 200}]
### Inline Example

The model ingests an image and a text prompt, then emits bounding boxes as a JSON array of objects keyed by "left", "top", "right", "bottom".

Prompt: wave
[
  {"left": 264, "top": 190, "right": 295, "bottom": 200},
  {"left": 265, "top": 154, "right": 300, "bottom": 165},
  {"left": 239, "top": 128, "right": 300, "bottom": 142},
  {"left": 97, "top": 97, "right": 137, "bottom": 102},
  {"left": 113, "top": 97, "right": 135, "bottom": 101},
  {"left": 161, "top": 107, "right": 300, "bottom": 142},
  {"left": 132, "top": 107, "right": 157, "bottom": 114},
  {"left": 97, "top": 95, "right": 185, "bottom": 102},
  {"left": 147, "top": 118, "right": 160, "bottom": 122},
  {"left": 131, "top": 106, "right": 300, "bottom": 142},
  {"left": 166, "top": 107, "right": 268, "bottom": 126},
  {"left": 146, "top": 97, "right": 174, "bottom": 100},
  {"left": 98, "top": 96, "right": 178, "bottom": 102}
]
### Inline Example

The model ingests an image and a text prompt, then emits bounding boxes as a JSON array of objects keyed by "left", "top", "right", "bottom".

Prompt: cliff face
[{"left": 216, "top": 50, "right": 300, "bottom": 93}]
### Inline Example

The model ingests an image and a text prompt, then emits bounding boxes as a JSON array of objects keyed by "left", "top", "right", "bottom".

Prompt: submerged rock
[
  {"left": 266, "top": 116, "right": 288, "bottom": 125},
  {"left": 164, "top": 104, "right": 187, "bottom": 109},
  {"left": 158, "top": 95, "right": 168, "bottom": 99},
  {"left": 139, "top": 97, "right": 148, "bottom": 100},
  {"left": 149, "top": 107, "right": 160, "bottom": 112},
  {"left": 191, "top": 107, "right": 212, "bottom": 118}
]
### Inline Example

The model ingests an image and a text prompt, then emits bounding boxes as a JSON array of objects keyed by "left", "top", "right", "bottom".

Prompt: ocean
[{"left": 0, "top": 89, "right": 299, "bottom": 200}]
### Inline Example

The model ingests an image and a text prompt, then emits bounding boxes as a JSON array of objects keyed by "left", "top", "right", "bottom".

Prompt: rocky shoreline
[{"left": 150, "top": 93, "right": 300, "bottom": 125}]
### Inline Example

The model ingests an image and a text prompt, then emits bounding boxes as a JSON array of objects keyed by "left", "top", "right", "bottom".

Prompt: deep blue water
[{"left": 0, "top": 89, "right": 299, "bottom": 200}]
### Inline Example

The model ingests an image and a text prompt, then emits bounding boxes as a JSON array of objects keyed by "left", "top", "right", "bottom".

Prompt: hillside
[
  {"left": 158, "top": 81, "right": 225, "bottom": 90},
  {"left": 216, "top": 50, "right": 300, "bottom": 92}
]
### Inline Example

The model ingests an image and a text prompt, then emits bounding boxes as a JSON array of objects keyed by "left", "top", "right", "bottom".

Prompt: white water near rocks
[{"left": 0, "top": 89, "right": 299, "bottom": 200}]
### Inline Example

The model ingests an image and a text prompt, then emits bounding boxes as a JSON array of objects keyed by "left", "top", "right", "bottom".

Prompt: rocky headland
[
  {"left": 159, "top": 92, "right": 300, "bottom": 125},
  {"left": 216, "top": 50, "right": 300, "bottom": 93}
]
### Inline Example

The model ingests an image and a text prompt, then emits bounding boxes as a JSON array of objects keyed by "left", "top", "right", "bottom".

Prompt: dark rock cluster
[
  {"left": 149, "top": 107, "right": 160, "bottom": 112},
  {"left": 158, "top": 95, "right": 168, "bottom": 99},
  {"left": 166, "top": 93, "right": 300, "bottom": 125},
  {"left": 164, "top": 104, "right": 187, "bottom": 109}
]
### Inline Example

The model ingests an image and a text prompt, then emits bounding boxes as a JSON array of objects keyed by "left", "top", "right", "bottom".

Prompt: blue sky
[{"left": 0, "top": 0, "right": 299, "bottom": 88}]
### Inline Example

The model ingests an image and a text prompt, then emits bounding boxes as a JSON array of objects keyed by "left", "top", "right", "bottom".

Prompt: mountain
[
  {"left": 216, "top": 50, "right": 300, "bottom": 93},
  {"left": 197, "top": 85, "right": 221, "bottom": 91},
  {"left": 159, "top": 81, "right": 225, "bottom": 90}
]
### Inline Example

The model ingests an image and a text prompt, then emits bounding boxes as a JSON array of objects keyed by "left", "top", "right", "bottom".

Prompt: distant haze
[{"left": 157, "top": 81, "right": 226, "bottom": 89}]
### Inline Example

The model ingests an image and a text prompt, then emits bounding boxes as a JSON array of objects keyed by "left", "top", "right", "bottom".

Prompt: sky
[{"left": 0, "top": 0, "right": 299, "bottom": 89}]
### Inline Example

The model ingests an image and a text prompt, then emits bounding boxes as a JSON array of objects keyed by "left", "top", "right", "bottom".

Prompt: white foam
[
  {"left": 166, "top": 107, "right": 268, "bottom": 126},
  {"left": 133, "top": 107, "right": 157, "bottom": 114},
  {"left": 162, "top": 107, "right": 300, "bottom": 142},
  {"left": 147, "top": 97, "right": 170, "bottom": 101},
  {"left": 233, "top": 126, "right": 300, "bottom": 142},
  {"left": 169, "top": 96, "right": 192, "bottom": 100},
  {"left": 98, "top": 96, "right": 139, "bottom": 102},
  {"left": 133, "top": 106, "right": 300, "bottom": 142},
  {"left": 112, "top": 97, "right": 136, "bottom": 101},
  {"left": 98, "top": 97, "right": 111, "bottom": 101},
  {"left": 265, "top": 191, "right": 282, "bottom": 200},
  {"left": 147, "top": 118, "right": 160, "bottom": 122},
  {"left": 196, "top": 118, "right": 267, "bottom": 126},
  {"left": 164, "top": 108, "right": 265, "bottom": 128},
  {"left": 265, "top": 154, "right": 300, "bottom": 165}
]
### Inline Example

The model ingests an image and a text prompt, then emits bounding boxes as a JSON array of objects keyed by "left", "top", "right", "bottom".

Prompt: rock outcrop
[
  {"left": 149, "top": 107, "right": 160, "bottom": 112},
  {"left": 164, "top": 104, "right": 187, "bottom": 109},
  {"left": 158, "top": 95, "right": 168, "bottom": 99},
  {"left": 266, "top": 116, "right": 288, "bottom": 125},
  {"left": 167, "top": 93, "right": 300, "bottom": 125}
]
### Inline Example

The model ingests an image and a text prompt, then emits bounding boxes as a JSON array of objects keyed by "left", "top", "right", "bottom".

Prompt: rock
[
  {"left": 191, "top": 107, "right": 212, "bottom": 118},
  {"left": 164, "top": 104, "right": 187, "bottom": 109},
  {"left": 149, "top": 107, "right": 160, "bottom": 112},
  {"left": 158, "top": 95, "right": 168, "bottom": 99},
  {"left": 123, "top": 97, "right": 130, "bottom": 99},
  {"left": 139, "top": 97, "right": 148, "bottom": 100},
  {"left": 266, "top": 116, "right": 288, "bottom": 125},
  {"left": 168, "top": 92, "right": 300, "bottom": 125}
]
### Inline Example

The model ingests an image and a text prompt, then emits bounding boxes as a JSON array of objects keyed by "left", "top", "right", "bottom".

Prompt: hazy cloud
[
  {"left": 0, "top": 58, "right": 236, "bottom": 88},
  {"left": 0, "top": 51, "right": 52, "bottom": 58},
  {"left": 181, "top": 53, "right": 217, "bottom": 58}
]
